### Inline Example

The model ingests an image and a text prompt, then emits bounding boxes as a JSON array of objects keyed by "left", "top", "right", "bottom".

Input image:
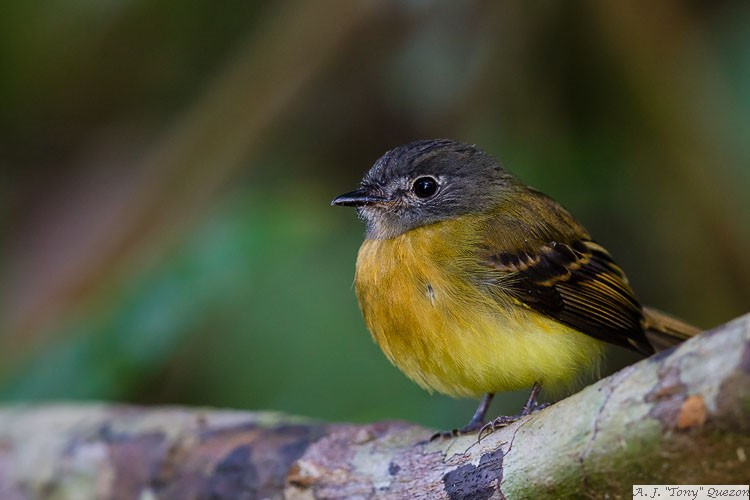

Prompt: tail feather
[{"left": 642, "top": 306, "right": 701, "bottom": 352}]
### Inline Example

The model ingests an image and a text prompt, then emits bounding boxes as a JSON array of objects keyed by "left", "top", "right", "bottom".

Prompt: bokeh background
[{"left": 1, "top": 1, "right": 748, "bottom": 429}]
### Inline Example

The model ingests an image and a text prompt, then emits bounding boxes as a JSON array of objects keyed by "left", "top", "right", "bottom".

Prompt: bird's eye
[{"left": 412, "top": 177, "right": 438, "bottom": 198}]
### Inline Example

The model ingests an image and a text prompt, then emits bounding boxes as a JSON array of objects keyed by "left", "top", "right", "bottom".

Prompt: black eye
[{"left": 412, "top": 177, "right": 438, "bottom": 198}]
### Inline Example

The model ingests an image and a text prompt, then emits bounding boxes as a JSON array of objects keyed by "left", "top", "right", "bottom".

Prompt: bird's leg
[
  {"left": 461, "top": 393, "right": 494, "bottom": 432},
  {"left": 519, "top": 381, "right": 548, "bottom": 414},
  {"left": 430, "top": 393, "right": 494, "bottom": 440},
  {"left": 478, "top": 382, "right": 549, "bottom": 440}
]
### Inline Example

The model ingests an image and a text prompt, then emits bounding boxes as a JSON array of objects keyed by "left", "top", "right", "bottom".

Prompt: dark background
[{"left": 1, "top": 1, "right": 748, "bottom": 429}]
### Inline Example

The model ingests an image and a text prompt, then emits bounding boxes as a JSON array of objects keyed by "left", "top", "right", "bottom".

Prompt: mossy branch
[{"left": 1, "top": 314, "right": 748, "bottom": 499}]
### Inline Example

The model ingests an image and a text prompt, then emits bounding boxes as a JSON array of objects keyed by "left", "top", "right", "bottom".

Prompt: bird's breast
[{"left": 353, "top": 217, "right": 603, "bottom": 398}]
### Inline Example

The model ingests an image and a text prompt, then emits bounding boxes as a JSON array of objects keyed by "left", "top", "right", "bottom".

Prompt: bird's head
[{"left": 332, "top": 139, "right": 519, "bottom": 239}]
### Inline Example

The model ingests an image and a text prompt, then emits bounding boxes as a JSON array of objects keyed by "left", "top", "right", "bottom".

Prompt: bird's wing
[{"left": 483, "top": 239, "right": 654, "bottom": 355}]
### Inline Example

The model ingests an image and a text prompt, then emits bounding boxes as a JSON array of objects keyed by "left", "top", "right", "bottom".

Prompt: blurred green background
[{"left": 1, "top": 1, "right": 748, "bottom": 430}]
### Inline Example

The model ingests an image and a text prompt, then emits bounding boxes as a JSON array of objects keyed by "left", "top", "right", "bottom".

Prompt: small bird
[{"left": 332, "top": 139, "right": 699, "bottom": 437}]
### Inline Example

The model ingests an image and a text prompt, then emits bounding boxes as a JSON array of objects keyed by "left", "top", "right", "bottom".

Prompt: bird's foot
[
  {"left": 429, "top": 393, "right": 494, "bottom": 441},
  {"left": 477, "top": 382, "right": 548, "bottom": 440},
  {"left": 477, "top": 401, "right": 550, "bottom": 441},
  {"left": 429, "top": 420, "right": 485, "bottom": 441}
]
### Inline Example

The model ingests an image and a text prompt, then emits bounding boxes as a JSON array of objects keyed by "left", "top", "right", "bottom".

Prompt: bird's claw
[
  {"left": 429, "top": 420, "right": 486, "bottom": 441},
  {"left": 476, "top": 401, "right": 551, "bottom": 441}
]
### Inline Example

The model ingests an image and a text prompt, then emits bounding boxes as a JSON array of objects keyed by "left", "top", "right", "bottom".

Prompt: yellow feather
[{"left": 355, "top": 215, "right": 604, "bottom": 399}]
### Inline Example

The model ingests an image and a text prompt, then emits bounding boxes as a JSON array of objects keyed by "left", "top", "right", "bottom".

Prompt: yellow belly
[{"left": 354, "top": 219, "right": 604, "bottom": 399}]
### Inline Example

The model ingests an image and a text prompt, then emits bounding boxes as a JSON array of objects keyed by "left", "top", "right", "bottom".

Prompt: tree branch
[{"left": 1, "top": 313, "right": 748, "bottom": 499}]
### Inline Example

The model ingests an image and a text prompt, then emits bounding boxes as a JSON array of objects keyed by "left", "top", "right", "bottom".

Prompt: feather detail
[{"left": 485, "top": 239, "right": 653, "bottom": 355}]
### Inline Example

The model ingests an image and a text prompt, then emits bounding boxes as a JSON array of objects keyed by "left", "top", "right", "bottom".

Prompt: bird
[{"left": 331, "top": 139, "right": 699, "bottom": 438}]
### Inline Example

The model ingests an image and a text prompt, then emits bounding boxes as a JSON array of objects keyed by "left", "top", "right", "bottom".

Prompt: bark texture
[{"left": 1, "top": 313, "right": 748, "bottom": 499}]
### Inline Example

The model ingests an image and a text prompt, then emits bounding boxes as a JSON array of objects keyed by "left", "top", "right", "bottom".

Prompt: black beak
[{"left": 331, "top": 188, "right": 388, "bottom": 207}]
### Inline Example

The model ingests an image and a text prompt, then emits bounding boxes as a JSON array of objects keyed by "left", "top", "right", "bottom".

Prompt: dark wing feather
[{"left": 486, "top": 240, "right": 653, "bottom": 355}]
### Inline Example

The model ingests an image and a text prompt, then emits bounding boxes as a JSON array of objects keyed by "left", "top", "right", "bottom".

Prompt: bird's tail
[{"left": 643, "top": 306, "right": 701, "bottom": 352}]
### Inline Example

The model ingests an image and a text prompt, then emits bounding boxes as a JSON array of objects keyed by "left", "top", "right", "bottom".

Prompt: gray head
[{"left": 331, "top": 139, "right": 519, "bottom": 239}]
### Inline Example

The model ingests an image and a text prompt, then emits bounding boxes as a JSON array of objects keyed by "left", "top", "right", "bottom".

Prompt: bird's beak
[{"left": 331, "top": 188, "right": 388, "bottom": 207}]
